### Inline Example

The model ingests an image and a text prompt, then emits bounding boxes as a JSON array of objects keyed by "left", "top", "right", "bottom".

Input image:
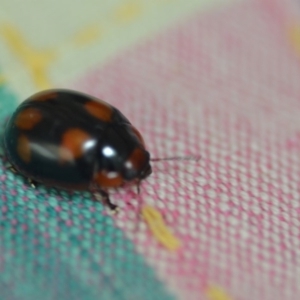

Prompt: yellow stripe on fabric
[
  {"left": 205, "top": 285, "right": 234, "bottom": 300},
  {"left": 0, "top": 24, "right": 55, "bottom": 89},
  {"left": 72, "top": 25, "right": 103, "bottom": 47},
  {"left": 288, "top": 22, "right": 300, "bottom": 54},
  {"left": 113, "top": 1, "right": 142, "bottom": 23},
  {"left": 0, "top": 0, "right": 239, "bottom": 98},
  {"left": 142, "top": 205, "right": 181, "bottom": 251},
  {"left": 0, "top": 75, "right": 6, "bottom": 86}
]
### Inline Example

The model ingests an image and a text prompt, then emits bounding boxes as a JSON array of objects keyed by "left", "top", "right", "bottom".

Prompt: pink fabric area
[
  {"left": 262, "top": 0, "right": 300, "bottom": 24},
  {"left": 72, "top": 1, "right": 300, "bottom": 299}
]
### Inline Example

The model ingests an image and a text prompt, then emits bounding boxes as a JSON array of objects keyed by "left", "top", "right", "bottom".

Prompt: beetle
[{"left": 3, "top": 89, "right": 152, "bottom": 211}]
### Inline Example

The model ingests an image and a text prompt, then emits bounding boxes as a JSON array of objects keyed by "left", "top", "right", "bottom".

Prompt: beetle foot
[
  {"left": 28, "top": 178, "right": 38, "bottom": 188},
  {"left": 107, "top": 205, "right": 120, "bottom": 215},
  {"left": 94, "top": 191, "right": 119, "bottom": 213},
  {"left": 8, "top": 165, "right": 17, "bottom": 173}
]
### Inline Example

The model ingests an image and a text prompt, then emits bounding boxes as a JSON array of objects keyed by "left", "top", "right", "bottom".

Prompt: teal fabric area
[{"left": 0, "top": 85, "right": 174, "bottom": 300}]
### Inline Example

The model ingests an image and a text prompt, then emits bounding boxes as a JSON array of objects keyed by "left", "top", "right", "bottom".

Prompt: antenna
[{"left": 150, "top": 155, "right": 201, "bottom": 162}]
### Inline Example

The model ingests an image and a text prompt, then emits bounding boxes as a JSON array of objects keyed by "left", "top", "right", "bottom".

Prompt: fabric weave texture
[{"left": 1, "top": 1, "right": 300, "bottom": 299}]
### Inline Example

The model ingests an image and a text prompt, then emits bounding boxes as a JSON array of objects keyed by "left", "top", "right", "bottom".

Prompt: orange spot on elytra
[
  {"left": 58, "top": 147, "right": 74, "bottom": 163},
  {"left": 85, "top": 100, "right": 112, "bottom": 122},
  {"left": 17, "top": 135, "right": 31, "bottom": 163},
  {"left": 60, "top": 128, "right": 92, "bottom": 161},
  {"left": 15, "top": 108, "right": 42, "bottom": 130},
  {"left": 95, "top": 171, "right": 123, "bottom": 188}
]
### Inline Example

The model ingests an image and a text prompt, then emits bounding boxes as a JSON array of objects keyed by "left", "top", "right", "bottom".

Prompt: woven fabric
[
  {"left": 72, "top": 1, "right": 300, "bottom": 299},
  {"left": 1, "top": 0, "right": 300, "bottom": 300},
  {"left": 0, "top": 86, "right": 174, "bottom": 300}
]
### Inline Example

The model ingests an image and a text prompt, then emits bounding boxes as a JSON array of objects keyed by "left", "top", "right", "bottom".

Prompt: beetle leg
[
  {"left": 136, "top": 180, "right": 141, "bottom": 194},
  {"left": 7, "top": 165, "right": 38, "bottom": 188},
  {"left": 8, "top": 165, "right": 17, "bottom": 173},
  {"left": 94, "top": 190, "right": 119, "bottom": 213},
  {"left": 28, "top": 178, "right": 38, "bottom": 188}
]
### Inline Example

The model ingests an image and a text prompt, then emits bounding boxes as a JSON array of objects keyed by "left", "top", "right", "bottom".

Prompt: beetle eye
[
  {"left": 140, "top": 164, "right": 152, "bottom": 179},
  {"left": 122, "top": 148, "right": 151, "bottom": 181}
]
